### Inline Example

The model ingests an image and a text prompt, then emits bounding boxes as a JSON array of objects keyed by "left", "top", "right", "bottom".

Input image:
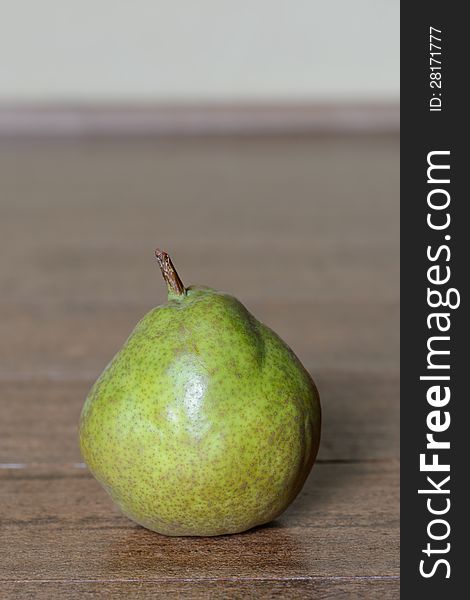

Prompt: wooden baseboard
[{"left": 0, "top": 103, "right": 399, "bottom": 137}]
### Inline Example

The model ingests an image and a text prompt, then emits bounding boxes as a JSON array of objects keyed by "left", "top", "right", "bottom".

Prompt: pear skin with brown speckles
[{"left": 79, "top": 250, "right": 321, "bottom": 536}]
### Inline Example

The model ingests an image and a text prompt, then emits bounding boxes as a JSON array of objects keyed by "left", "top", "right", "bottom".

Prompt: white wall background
[{"left": 0, "top": 0, "right": 399, "bottom": 104}]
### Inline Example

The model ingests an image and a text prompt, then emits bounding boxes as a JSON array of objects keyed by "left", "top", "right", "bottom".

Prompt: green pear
[{"left": 79, "top": 250, "right": 321, "bottom": 536}]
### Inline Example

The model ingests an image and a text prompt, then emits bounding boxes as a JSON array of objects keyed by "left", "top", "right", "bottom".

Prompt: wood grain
[
  {"left": 0, "top": 463, "right": 399, "bottom": 580},
  {"left": 0, "top": 371, "right": 398, "bottom": 464},
  {"left": 0, "top": 134, "right": 399, "bottom": 598},
  {"left": 0, "top": 580, "right": 400, "bottom": 600},
  {"left": 0, "top": 136, "right": 398, "bottom": 306},
  {"left": 0, "top": 301, "right": 399, "bottom": 380}
]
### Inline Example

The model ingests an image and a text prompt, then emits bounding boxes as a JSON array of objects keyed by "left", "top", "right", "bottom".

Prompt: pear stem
[{"left": 155, "top": 249, "right": 186, "bottom": 297}]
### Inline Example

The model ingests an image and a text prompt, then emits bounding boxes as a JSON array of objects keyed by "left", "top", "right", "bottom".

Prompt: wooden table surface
[{"left": 0, "top": 134, "right": 399, "bottom": 599}]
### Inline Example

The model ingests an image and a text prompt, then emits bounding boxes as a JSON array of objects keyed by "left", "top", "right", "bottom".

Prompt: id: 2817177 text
[{"left": 429, "top": 27, "right": 443, "bottom": 112}]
